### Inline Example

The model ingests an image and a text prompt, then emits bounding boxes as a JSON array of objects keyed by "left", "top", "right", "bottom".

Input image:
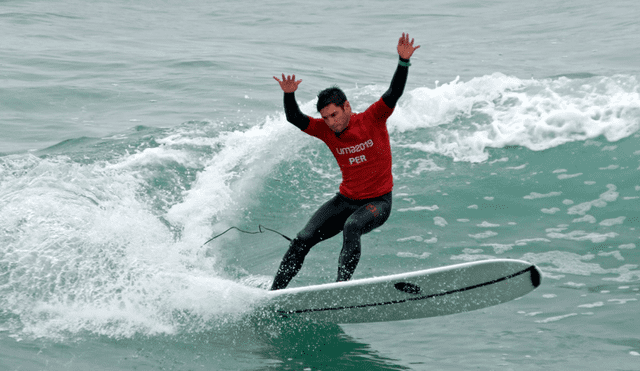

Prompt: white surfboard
[{"left": 261, "top": 259, "right": 541, "bottom": 324}]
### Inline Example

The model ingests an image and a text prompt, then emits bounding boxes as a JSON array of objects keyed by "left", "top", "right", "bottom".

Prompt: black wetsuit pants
[{"left": 270, "top": 192, "right": 392, "bottom": 290}]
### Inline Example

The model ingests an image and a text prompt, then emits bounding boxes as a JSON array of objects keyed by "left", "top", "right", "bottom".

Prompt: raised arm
[
  {"left": 273, "top": 74, "right": 310, "bottom": 130},
  {"left": 382, "top": 33, "right": 421, "bottom": 108}
]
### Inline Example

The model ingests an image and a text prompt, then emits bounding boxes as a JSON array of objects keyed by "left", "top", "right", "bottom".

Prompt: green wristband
[{"left": 398, "top": 59, "right": 411, "bottom": 67}]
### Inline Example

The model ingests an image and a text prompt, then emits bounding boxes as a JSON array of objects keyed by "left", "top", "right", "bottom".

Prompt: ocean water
[{"left": 1, "top": 0, "right": 639, "bottom": 370}]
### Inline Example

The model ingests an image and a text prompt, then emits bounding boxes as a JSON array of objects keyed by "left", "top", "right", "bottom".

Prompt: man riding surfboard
[{"left": 271, "top": 33, "right": 420, "bottom": 290}]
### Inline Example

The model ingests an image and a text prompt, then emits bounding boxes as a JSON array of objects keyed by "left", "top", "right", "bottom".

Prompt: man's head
[
  {"left": 317, "top": 86, "right": 352, "bottom": 133},
  {"left": 317, "top": 86, "right": 347, "bottom": 112}
]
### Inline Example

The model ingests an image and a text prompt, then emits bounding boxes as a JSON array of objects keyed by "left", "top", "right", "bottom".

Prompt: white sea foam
[
  {"left": 397, "top": 236, "right": 424, "bottom": 242},
  {"left": 599, "top": 165, "right": 620, "bottom": 170},
  {"left": 106, "top": 146, "right": 199, "bottom": 170},
  {"left": 166, "top": 116, "right": 307, "bottom": 245},
  {"left": 608, "top": 298, "right": 638, "bottom": 304},
  {"left": 468, "top": 231, "right": 498, "bottom": 239},
  {"left": 558, "top": 173, "right": 582, "bottom": 180},
  {"left": 397, "top": 205, "right": 439, "bottom": 212},
  {"left": 464, "top": 248, "right": 484, "bottom": 254},
  {"left": 599, "top": 216, "right": 626, "bottom": 227},
  {"left": 598, "top": 251, "right": 625, "bottom": 261},
  {"left": 524, "top": 191, "right": 562, "bottom": 199},
  {"left": 541, "top": 208, "right": 561, "bottom": 214},
  {"left": 506, "top": 163, "right": 527, "bottom": 170},
  {"left": 481, "top": 243, "right": 514, "bottom": 254},
  {"left": 403, "top": 158, "right": 445, "bottom": 175},
  {"left": 572, "top": 215, "right": 597, "bottom": 224},
  {"left": 0, "top": 118, "right": 319, "bottom": 339},
  {"left": 397, "top": 252, "right": 431, "bottom": 259},
  {"left": 0, "top": 152, "right": 275, "bottom": 339},
  {"left": 489, "top": 157, "right": 509, "bottom": 164},
  {"left": 391, "top": 74, "right": 640, "bottom": 162},
  {"left": 434, "top": 216, "right": 448, "bottom": 227},
  {"left": 535, "top": 313, "right": 579, "bottom": 323},
  {"left": 515, "top": 238, "right": 552, "bottom": 245},
  {"left": 578, "top": 302, "right": 604, "bottom": 308},
  {"left": 450, "top": 253, "right": 496, "bottom": 262},
  {"left": 477, "top": 221, "right": 500, "bottom": 227},
  {"left": 567, "top": 184, "right": 618, "bottom": 216},
  {"left": 547, "top": 230, "right": 618, "bottom": 243}
]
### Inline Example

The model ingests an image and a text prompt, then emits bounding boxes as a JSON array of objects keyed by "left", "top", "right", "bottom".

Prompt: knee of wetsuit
[
  {"left": 289, "top": 237, "right": 312, "bottom": 257},
  {"left": 342, "top": 219, "right": 362, "bottom": 240}
]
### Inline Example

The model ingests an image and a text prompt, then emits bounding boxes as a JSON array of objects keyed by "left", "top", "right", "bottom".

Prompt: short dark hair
[{"left": 317, "top": 86, "right": 347, "bottom": 112}]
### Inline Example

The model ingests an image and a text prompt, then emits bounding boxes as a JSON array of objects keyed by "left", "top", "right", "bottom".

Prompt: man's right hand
[{"left": 274, "top": 74, "right": 302, "bottom": 93}]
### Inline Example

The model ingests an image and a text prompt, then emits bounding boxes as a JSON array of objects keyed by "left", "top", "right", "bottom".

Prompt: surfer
[{"left": 271, "top": 33, "right": 420, "bottom": 290}]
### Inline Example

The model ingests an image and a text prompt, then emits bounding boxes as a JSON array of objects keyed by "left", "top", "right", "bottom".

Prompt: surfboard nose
[{"left": 529, "top": 265, "right": 542, "bottom": 288}]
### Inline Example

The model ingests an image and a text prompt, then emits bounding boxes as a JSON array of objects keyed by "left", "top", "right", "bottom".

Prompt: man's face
[{"left": 320, "top": 102, "right": 352, "bottom": 133}]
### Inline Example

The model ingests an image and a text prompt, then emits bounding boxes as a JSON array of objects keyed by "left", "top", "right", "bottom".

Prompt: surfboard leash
[{"left": 202, "top": 224, "right": 292, "bottom": 246}]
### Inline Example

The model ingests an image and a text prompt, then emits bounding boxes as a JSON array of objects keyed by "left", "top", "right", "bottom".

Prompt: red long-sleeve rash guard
[
  {"left": 303, "top": 99, "right": 394, "bottom": 200},
  {"left": 281, "top": 57, "right": 410, "bottom": 200}
]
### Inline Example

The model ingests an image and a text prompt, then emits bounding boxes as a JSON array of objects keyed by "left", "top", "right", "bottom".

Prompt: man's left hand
[{"left": 397, "top": 33, "right": 420, "bottom": 60}]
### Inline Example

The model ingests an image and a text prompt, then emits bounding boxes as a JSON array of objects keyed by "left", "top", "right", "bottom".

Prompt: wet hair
[{"left": 316, "top": 86, "right": 347, "bottom": 112}]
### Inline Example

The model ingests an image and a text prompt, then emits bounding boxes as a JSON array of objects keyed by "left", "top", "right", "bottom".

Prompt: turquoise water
[{"left": 1, "top": 0, "right": 639, "bottom": 370}]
